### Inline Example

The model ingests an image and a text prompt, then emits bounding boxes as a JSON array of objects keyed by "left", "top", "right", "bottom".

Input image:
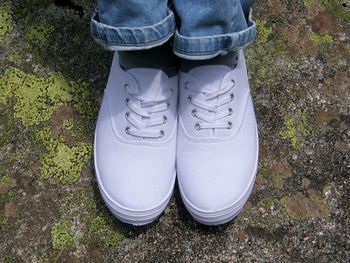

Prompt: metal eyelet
[
  {"left": 227, "top": 122, "right": 233, "bottom": 129},
  {"left": 230, "top": 93, "right": 234, "bottom": 101},
  {"left": 228, "top": 108, "right": 233, "bottom": 115},
  {"left": 231, "top": 79, "right": 235, "bottom": 87},
  {"left": 163, "top": 116, "right": 167, "bottom": 123},
  {"left": 184, "top": 81, "right": 190, "bottom": 89},
  {"left": 159, "top": 130, "right": 165, "bottom": 138},
  {"left": 125, "top": 112, "right": 130, "bottom": 119},
  {"left": 191, "top": 109, "right": 197, "bottom": 117},
  {"left": 194, "top": 123, "right": 201, "bottom": 130},
  {"left": 125, "top": 127, "right": 130, "bottom": 134},
  {"left": 188, "top": 96, "right": 192, "bottom": 102},
  {"left": 125, "top": 98, "right": 130, "bottom": 105}
]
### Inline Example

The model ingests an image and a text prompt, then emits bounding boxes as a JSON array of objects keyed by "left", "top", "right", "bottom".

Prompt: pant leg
[
  {"left": 172, "top": 0, "right": 256, "bottom": 60},
  {"left": 91, "top": 0, "right": 176, "bottom": 50}
]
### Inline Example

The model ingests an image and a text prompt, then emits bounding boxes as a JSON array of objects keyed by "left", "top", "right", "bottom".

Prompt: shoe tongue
[
  {"left": 128, "top": 68, "right": 168, "bottom": 98},
  {"left": 188, "top": 65, "right": 231, "bottom": 92}
]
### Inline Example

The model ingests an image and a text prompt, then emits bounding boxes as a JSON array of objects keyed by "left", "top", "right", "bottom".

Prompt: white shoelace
[
  {"left": 185, "top": 79, "right": 235, "bottom": 130},
  {"left": 124, "top": 83, "right": 173, "bottom": 138}
]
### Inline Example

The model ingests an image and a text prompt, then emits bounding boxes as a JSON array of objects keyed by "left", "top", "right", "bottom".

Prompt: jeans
[{"left": 91, "top": 0, "right": 256, "bottom": 60}]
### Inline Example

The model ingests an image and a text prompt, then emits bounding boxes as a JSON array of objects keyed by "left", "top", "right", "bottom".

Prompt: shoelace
[
  {"left": 185, "top": 79, "right": 235, "bottom": 130},
  {"left": 124, "top": 83, "right": 173, "bottom": 138}
]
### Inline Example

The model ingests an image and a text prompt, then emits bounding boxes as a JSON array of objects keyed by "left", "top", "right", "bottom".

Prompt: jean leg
[
  {"left": 173, "top": 0, "right": 256, "bottom": 60},
  {"left": 91, "top": 0, "right": 176, "bottom": 50}
]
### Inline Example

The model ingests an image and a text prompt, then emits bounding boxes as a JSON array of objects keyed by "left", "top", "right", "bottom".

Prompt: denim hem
[
  {"left": 91, "top": 8, "right": 176, "bottom": 50},
  {"left": 173, "top": 9, "right": 256, "bottom": 60}
]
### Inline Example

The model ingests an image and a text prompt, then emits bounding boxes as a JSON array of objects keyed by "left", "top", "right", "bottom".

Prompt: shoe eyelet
[
  {"left": 167, "top": 101, "right": 170, "bottom": 108},
  {"left": 163, "top": 116, "right": 167, "bottom": 123},
  {"left": 194, "top": 123, "right": 200, "bottom": 131},
  {"left": 191, "top": 109, "right": 197, "bottom": 117},
  {"left": 184, "top": 81, "right": 190, "bottom": 89},
  {"left": 125, "top": 98, "right": 130, "bottom": 105},
  {"left": 125, "top": 112, "right": 130, "bottom": 119},
  {"left": 125, "top": 127, "right": 130, "bottom": 134},
  {"left": 228, "top": 108, "right": 233, "bottom": 115},
  {"left": 230, "top": 93, "right": 234, "bottom": 101},
  {"left": 227, "top": 122, "right": 233, "bottom": 129},
  {"left": 188, "top": 96, "right": 192, "bottom": 102},
  {"left": 159, "top": 130, "right": 165, "bottom": 138},
  {"left": 231, "top": 79, "right": 235, "bottom": 87}
]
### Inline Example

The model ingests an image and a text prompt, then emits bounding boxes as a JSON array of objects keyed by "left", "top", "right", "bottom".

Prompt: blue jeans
[{"left": 91, "top": 0, "right": 256, "bottom": 60}]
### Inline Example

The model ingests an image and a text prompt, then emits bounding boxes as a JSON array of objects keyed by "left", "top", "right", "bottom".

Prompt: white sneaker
[
  {"left": 94, "top": 53, "right": 178, "bottom": 226},
  {"left": 177, "top": 50, "right": 259, "bottom": 225}
]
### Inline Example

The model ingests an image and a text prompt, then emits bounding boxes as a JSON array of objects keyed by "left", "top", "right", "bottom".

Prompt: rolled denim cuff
[
  {"left": 91, "top": 9, "right": 176, "bottom": 51},
  {"left": 173, "top": 8, "right": 256, "bottom": 60}
]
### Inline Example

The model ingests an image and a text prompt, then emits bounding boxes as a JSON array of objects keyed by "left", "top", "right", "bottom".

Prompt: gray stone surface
[{"left": 0, "top": 0, "right": 349, "bottom": 262}]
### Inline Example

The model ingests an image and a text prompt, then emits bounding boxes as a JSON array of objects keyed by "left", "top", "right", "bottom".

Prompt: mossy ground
[{"left": 0, "top": 0, "right": 348, "bottom": 262}]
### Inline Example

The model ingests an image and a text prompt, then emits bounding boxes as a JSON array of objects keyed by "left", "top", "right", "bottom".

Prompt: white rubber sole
[
  {"left": 94, "top": 131, "right": 175, "bottom": 226},
  {"left": 178, "top": 128, "right": 259, "bottom": 226}
]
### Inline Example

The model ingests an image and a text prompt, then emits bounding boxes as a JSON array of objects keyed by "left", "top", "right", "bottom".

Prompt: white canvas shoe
[
  {"left": 94, "top": 53, "right": 178, "bottom": 226},
  {"left": 177, "top": 50, "right": 258, "bottom": 225}
]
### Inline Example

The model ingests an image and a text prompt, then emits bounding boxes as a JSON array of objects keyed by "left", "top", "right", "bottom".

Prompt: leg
[
  {"left": 91, "top": 0, "right": 175, "bottom": 50},
  {"left": 175, "top": 0, "right": 259, "bottom": 225},
  {"left": 173, "top": 0, "right": 255, "bottom": 59},
  {"left": 92, "top": 0, "right": 178, "bottom": 225}
]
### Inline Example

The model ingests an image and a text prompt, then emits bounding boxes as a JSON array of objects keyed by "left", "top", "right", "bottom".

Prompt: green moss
[
  {"left": 0, "top": 3, "right": 13, "bottom": 41},
  {"left": 25, "top": 24, "right": 54, "bottom": 47},
  {"left": 51, "top": 220, "right": 74, "bottom": 250},
  {"left": 40, "top": 139, "right": 92, "bottom": 184},
  {"left": 256, "top": 19, "right": 273, "bottom": 44},
  {"left": 280, "top": 111, "right": 311, "bottom": 149},
  {"left": 309, "top": 32, "right": 334, "bottom": 53},
  {"left": 84, "top": 215, "right": 125, "bottom": 246}
]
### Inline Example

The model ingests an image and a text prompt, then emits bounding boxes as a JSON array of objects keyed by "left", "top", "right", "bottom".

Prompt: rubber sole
[{"left": 94, "top": 130, "right": 175, "bottom": 226}]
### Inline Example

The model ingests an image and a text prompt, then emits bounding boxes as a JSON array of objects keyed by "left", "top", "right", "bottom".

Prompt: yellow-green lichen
[
  {"left": 25, "top": 24, "right": 54, "bottom": 47},
  {"left": 0, "top": 3, "right": 13, "bottom": 41},
  {"left": 0, "top": 175, "right": 16, "bottom": 195},
  {"left": 256, "top": 19, "right": 273, "bottom": 44},
  {"left": 40, "top": 139, "right": 92, "bottom": 184},
  {"left": 84, "top": 215, "right": 125, "bottom": 246},
  {"left": 244, "top": 197, "right": 298, "bottom": 231},
  {"left": 280, "top": 111, "right": 311, "bottom": 149},
  {"left": 0, "top": 67, "right": 75, "bottom": 126},
  {"left": 51, "top": 220, "right": 74, "bottom": 250},
  {"left": 259, "top": 162, "right": 270, "bottom": 177},
  {"left": 305, "top": 0, "right": 350, "bottom": 21},
  {"left": 7, "top": 53, "right": 20, "bottom": 64},
  {"left": 0, "top": 175, "right": 10, "bottom": 185},
  {"left": 0, "top": 211, "right": 8, "bottom": 225},
  {"left": 62, "top": 119, "right": 74, "bottom": 130},
  {"left": 309, "top": 32, "right": 334, "bottom": 53}
]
